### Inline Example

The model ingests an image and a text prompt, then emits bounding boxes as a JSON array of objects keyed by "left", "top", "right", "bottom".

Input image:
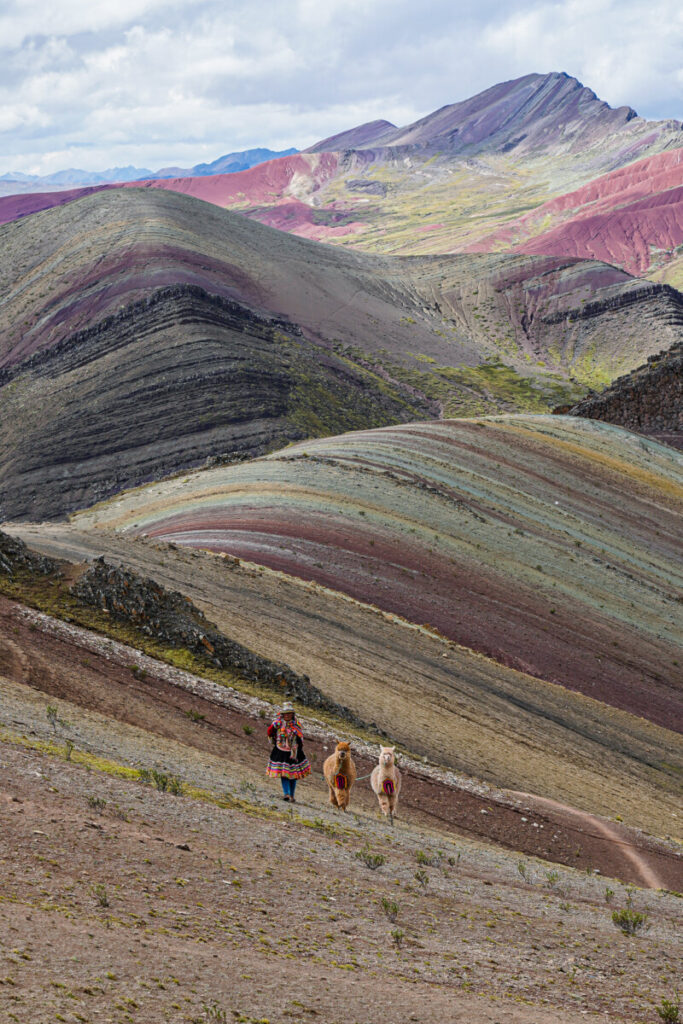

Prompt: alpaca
[
  {"left": 323, "top": 741, "right": 356, "bottom": 812},
  {"left": 370, "top": 746, "right": 401, "bottom": 825}
]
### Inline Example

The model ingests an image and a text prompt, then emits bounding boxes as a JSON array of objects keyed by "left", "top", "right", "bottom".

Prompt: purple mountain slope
[
  {"left": 307, "top": 72, "right": 678, "bottom": 158},
  {"left": 305, "top": 119, "right": 397, "bottom": 153}
]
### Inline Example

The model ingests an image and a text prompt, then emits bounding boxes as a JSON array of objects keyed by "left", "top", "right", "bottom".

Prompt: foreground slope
[
  {"left": 1, "top": 666, "right": 680, "bottom": 1023},
  {"left": 68, "top": 415, "right": 683, "bottom": 733},
  {"left": 4, "top": 187, "right": 681, "bottom": 519}
]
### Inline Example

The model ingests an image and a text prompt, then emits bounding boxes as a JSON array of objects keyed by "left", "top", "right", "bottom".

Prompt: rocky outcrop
[
  {"left": 71, "top": 558, "right": 367, "bottom": 726},
  {"left": 0, "top": 529, "right": 59, "bottom": 577},
  {"left": 568, "top": 341, "right": 683, "bottom": 446}
]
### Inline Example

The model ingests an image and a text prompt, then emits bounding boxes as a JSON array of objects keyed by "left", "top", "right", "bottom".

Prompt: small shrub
[
  {"left": 243, "top": 724, "right": 253, "bottom": 736},
  {"left": 545, "top": 869, "right": 560, "bottom": 889},
  {"left": 200, "top": 1003, "right": 227, "bottom": 1023},
  {"left": 92, "top": 884, "right": 109, "bottom": 908},
  {"left": 87, "top": 796, "right": 107, "bottom": 814},
  {"left": 656, "top": 996, "right": 680, "bottom": 1023},
  {"left": 416, "top": 850, "right": 440, "bottom": 867},
  {"left": 168, "top": 776, "right": 184, "bottom": 796},
  {"left": 447, "top": 852, "right": 461, "bottom": 867},
  {"left": 151, "top": 769, "right": 169, "bottom": 792},
  {"left": 185, "top": 710, "right": 205, "bottom": 723},
  {"left": 64, "top": 739, "right": 75, "bottom": 761},
  {"left": 611, "top": 906, "right": 648, "bottom": 936},
  {"left": 604, "top": 886, "right": 615, "bottom": 904},
  {"left": 138, "top": 768, "right": 151, "bottom": 784},
  {"left": 517, "top": 860, "right": 531, "bottom": 883},
  {"left": 414, "top": 869, "right": 429, "bottom": 887},
  {"left": 380, "top": 896, "right": 399, "bottom": 922},
  {"left": 391, "top": 927, "right": 404, "bottom": 950},
  {"left": 355, "top": 846, "right": 386, "bottom": 870},
  {"left": 46, "top": 705, "right": 59, "bottom": 733}
]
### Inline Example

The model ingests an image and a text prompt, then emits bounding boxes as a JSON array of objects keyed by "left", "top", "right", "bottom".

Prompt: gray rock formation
[
  {"left": 569, "top": 341, "right": 683, "bottom": 448},
  {"left": 71, "top": 558, "right": 367, "bottom": 726}
]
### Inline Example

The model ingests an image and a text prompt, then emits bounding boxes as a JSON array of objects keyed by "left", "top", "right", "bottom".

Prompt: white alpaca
[{"left": 370, "top": 746, "right": 401, "bottom": 825}]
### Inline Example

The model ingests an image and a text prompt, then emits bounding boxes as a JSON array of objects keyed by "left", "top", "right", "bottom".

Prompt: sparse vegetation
[
  {"left": 91, "top": 884, "right": 109, "bottom": 908},
  {"left": 416, "top": 849, "right": 441, "bottom": 867},
  {"left": 517, "top": 860, "right": 532, "bottom": 883},
  {"left": 656, "top": 996, "right": 681, "bottom": 1023},
  {"left": 355, "top": 845, "right": 386, "bottom": 870},
  {"left": 198, "top": 1003, "right": 227, "bottom": 1023},
  {"left": 380, "top": 896, "right": 399, "bottom": 922},
  {"left": 611, "top": 906, "right": 648, "bottom": 936}
]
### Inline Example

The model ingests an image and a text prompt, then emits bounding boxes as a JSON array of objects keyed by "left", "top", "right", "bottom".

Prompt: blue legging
[{"left": 281, "top": 777, "right": 297, "bottom": 798}]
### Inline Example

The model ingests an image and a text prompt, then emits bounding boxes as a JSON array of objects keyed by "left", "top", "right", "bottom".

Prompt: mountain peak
[{"left": 309, "top": 72, "right": 640, "bottom": 158}]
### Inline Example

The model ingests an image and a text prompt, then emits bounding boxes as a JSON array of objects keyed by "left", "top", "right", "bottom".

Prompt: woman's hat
[{"left": 281, "top": 701, "right": 295, "bottom": 714}]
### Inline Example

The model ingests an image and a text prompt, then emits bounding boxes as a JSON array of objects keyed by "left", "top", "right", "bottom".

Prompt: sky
[{"left": 1, "top": 0, "right": 682, "bottom": 176}]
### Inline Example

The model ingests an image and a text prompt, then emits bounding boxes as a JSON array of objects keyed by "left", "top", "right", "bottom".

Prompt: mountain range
[
  {"left": 0, "top": 146, "right": 298, "bottom": 196},
  {"left": 2, "top": 72, "right": 682, "bottom": 288},
  {"left": 3, "top": 184, "right": 683, "bottom": 520}
]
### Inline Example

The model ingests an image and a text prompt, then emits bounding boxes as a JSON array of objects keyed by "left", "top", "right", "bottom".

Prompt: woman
[{"left": 266, "top": 701, "right": 311, "bottom": 801}]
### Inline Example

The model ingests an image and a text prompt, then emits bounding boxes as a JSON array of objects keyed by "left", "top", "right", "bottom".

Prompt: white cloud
[
  {"left": 483, "top": 1, "right": 683, "bottom": 115},
  {"left": 0, "top": 0, "right": 680, "bottom": 175}
]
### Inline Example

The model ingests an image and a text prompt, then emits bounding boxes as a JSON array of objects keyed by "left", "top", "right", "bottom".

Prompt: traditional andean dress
[{"left": 266, "top": 715, "right": 311, "bottom": 780}]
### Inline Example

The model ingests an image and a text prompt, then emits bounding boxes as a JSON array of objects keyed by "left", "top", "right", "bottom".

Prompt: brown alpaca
[{"left": 323, "top": 741, "right": 356, "bottom": 812}]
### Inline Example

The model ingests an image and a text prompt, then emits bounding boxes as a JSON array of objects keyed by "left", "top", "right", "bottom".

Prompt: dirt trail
[{"left": 509, "top": 793, "right": 672, "bottom": 891}]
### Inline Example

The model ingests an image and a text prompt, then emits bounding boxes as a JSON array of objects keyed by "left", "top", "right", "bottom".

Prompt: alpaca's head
[
  {"left": 336, "top": 741, "right": 351, "bottom": 764},
  {"left": 380, "top": 746, "right": 396, "bottom": 767}
]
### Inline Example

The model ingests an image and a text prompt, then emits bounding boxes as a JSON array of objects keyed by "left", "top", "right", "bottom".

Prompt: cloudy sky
[{"left": 1, "top": 0, "right": 681, "bottom": 175}]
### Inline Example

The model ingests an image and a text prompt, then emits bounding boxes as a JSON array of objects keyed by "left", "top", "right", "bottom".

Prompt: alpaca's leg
[
  {"left": 377, "top": 793, "right": 389, "bottom": 817},
  {"left": 328, "top": 785, "right": 338, "bottom": 807}
]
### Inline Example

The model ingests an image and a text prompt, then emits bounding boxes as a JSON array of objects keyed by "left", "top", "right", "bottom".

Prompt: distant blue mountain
[
  {"left": 150, "top": 147, "right": 299, "bottom": 179},
  {"left": 0, "top": 148, "right": 299, "bottom": 195}
]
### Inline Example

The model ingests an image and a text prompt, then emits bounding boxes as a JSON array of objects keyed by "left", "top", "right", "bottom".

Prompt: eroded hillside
[{"left": 2, "top": 188, "right": 682, "bottom": 519}]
